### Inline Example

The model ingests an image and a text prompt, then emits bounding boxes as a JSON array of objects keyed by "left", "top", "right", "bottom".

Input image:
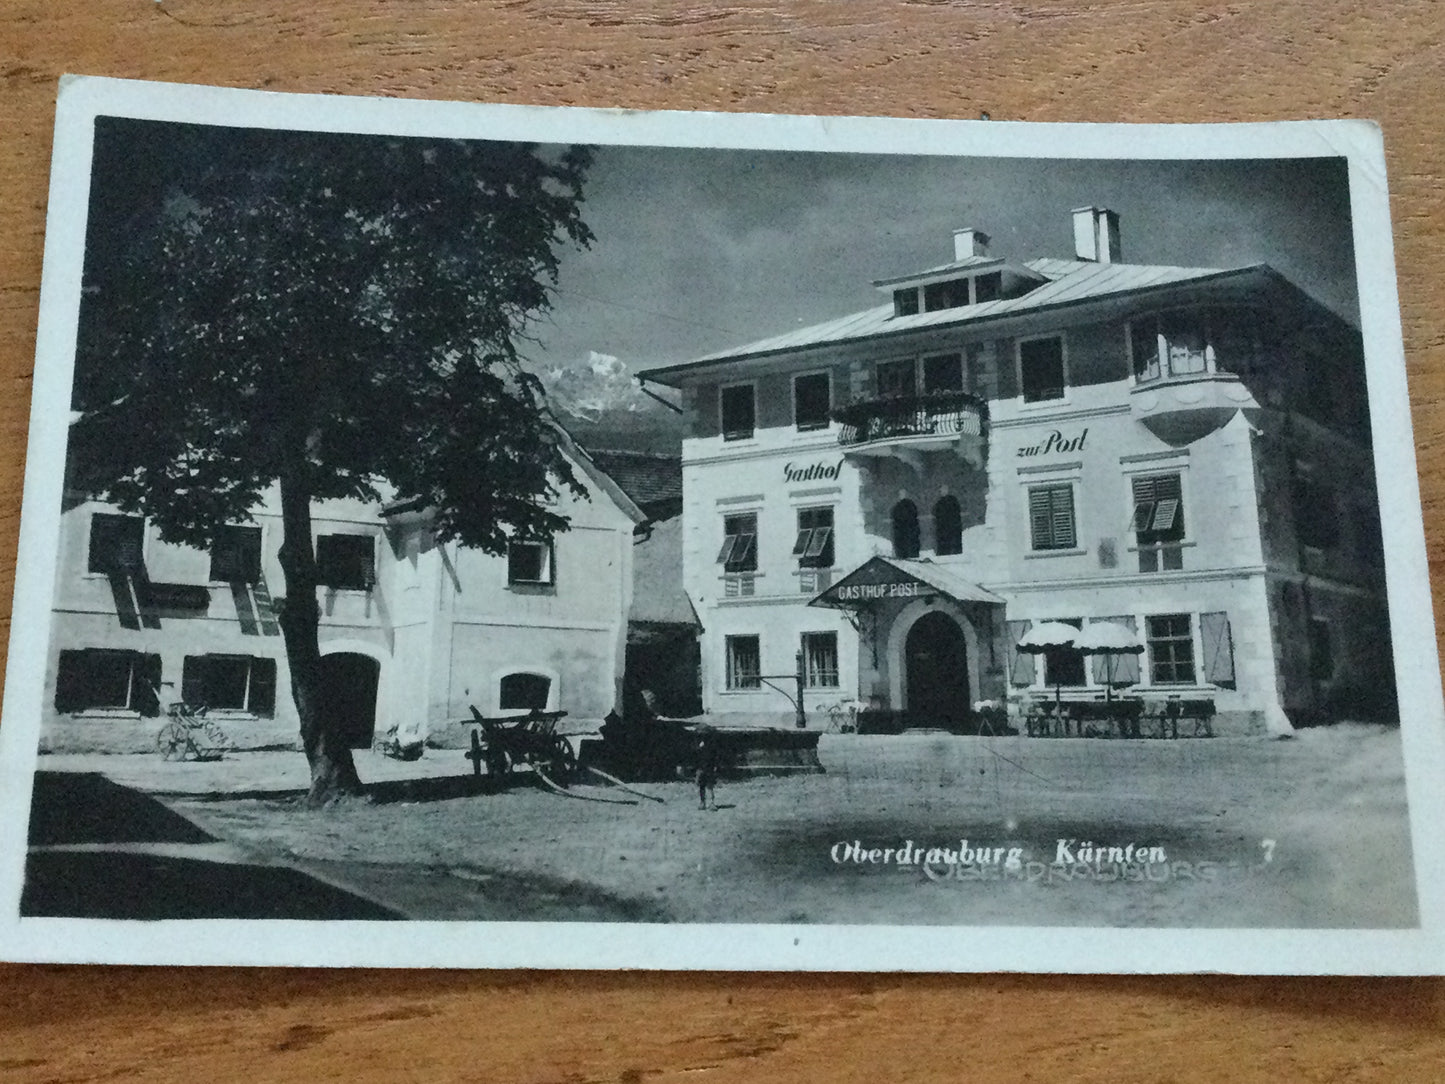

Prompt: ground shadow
[
  {"left": 22, "top": 851, "right": 400, "bottom": 919},
  {"left": 28, "top": 772, "right": 216, "bottom": 846},
  {"left": 175, "top": 772, "right": 520, "bottom": 806}
]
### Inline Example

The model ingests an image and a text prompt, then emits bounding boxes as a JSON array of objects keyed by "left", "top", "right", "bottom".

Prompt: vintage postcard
[{"left": 1, "top": 75, "right": 1442, "bottom": 972}]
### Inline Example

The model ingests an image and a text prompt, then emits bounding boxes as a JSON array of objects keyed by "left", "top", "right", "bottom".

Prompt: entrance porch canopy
[{"left": 807, "top": 556, "right": 1004, "bottom": 610}]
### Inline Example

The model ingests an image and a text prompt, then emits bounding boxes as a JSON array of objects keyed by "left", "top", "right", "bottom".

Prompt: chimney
[
  {"left": 1071, "top": 206, "right": 1121, "bottom": 263},
  {"left": 953, "top": 227, "right": 990, "bottom": 261}
]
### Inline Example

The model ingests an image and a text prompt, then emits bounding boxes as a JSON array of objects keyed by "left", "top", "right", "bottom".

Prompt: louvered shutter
[
  {"left": 1200, "top": 611, "right": 1236, "bottom": 689},
  {"left": 1028, "top": 489, "right": 1053, "bottom": 549},
  {"left": 135, "top": 654, "right": 163, "bottom": 717},
  {"left": 1006, "top": 620, "right": 1035, "bottom": 686},
  {"left": 181, "top": 656, "right": 206, "bottom": 707},
  {"left": 249, "top": 657, "right": 278, "bottom": 717},
  {"left": 54, "top": 650, "right": 84, "bottom": 713},
  {"left": 1088, "top": 617, "right": 1140, "bottom": 685},
  {"left": 1051, "top": 488, "right": 1076, "bottom": 548}
]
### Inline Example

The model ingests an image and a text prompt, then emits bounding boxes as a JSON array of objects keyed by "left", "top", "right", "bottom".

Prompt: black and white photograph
[{"left": 1, "top": 77, "right": 1442, "bottom": 972}]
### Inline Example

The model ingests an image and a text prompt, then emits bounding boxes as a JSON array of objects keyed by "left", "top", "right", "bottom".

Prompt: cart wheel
[
  {"left": 485, "top": 747, "right": 511, "bottom": 780},
  {"left": 548, "top": 735, "right": 578, "bottom": 784},
  {"left": 156, "top": 722, "right": 190, "bottom": 761}
]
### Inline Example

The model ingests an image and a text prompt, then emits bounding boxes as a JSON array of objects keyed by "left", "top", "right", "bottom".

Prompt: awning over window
[{"left": 807, "top": 555, "right": 1004, "bottom": 610}]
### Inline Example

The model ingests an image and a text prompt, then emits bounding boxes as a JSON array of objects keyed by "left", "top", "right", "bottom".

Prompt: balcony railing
[{"left": 832, "top": 390, "right": 988, "bottom": 455}]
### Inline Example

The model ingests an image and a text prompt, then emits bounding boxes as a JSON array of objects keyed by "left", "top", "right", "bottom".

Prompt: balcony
[
  {"left": 1129, "top": 371, "right": 1260, "bottom": 446},
  {"left": 833, "top": 390, "right": 988, "bottom": 469}
]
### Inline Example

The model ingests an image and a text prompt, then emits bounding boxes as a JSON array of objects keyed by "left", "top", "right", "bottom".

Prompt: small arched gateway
[
  {"left": 318, "top": 650, "right": 381, "bottom": 749},
  {"left": 904, "top": 611, "right": 969, "bottom": 725}
]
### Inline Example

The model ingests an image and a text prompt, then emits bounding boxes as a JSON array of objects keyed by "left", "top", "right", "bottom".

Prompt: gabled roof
[{"left": 640, "top": 257, "right": 1260, "bottom": 382}]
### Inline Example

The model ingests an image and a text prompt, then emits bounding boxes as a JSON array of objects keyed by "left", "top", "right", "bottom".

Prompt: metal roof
[
  {"left": 871, "top": 253, "right": 1005, "bottom": 287},
  {"left": 642, "top": 257, "right": 1261, "bottom": 380},
  {"left": 888, "top": 558, "right": 1006, "bottom": 605},
  {"left": 808, "top": 555, "right": 1005, "bottom": 609}
]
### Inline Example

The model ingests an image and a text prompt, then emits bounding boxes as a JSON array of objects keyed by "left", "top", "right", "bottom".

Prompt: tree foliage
[{"left": 72, "top": 120, "right": 594, "bottom": 547}]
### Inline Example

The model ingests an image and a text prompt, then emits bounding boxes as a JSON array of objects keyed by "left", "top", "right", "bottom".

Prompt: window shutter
[
  {"left": 1029, "top": 489, "right": 1053, "bottom": 548},
  {"left": 715, "top": 534, "right": 738, "bottom": 565},
  {"left": 1200, "top": 611, "right": 1236, "bottom": 689},
  {"left": 250, "top": 657, "right": 278, "bottom": 717},
  {"left": 1050, "top": 489, "right": 1076, "bottom": 548},
  {"left": 803, "top": 527, "right": 831, "bottom": 560},
  {"left": 1089, "top": 617, "right": 1140, "bottom": 684},
  {"left": 54, "top": 650, "right": 84, "bottom": 713},
  {"left": 135, "top": 654, "right": 163, "bottom": 717},
  {"left": 1006, "top": 620, "right": 1035, "bottom": 686},
  {"left": 1151, "top": 498, "right": 1180, "bottom": 532},
  {"left": 181, "top": 656, "right": 205, "bottom": 707}
]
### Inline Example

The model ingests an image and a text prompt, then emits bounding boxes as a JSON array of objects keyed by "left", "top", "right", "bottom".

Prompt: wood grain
[{"left": 3, "top": 2, "right": 1444, "bottom": 1079}]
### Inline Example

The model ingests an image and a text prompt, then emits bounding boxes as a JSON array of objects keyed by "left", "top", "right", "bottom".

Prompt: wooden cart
[{"left": 465, "top": 706, "right": 577, "bottom": 783}]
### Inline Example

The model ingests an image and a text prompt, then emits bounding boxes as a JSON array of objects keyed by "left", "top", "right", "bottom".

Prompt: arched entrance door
[
  {"left": 904, "top": 611, "right": 969, "bottom": 729},
  {"left": 318, "top": 652, "right": 380, "bottom": 748}
]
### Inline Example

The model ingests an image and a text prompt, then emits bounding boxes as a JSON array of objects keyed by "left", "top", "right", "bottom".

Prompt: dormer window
[
  {"left": 974, "top": 272, "right": 1002, "bottom": 302},
  {"left": 893, "top": 288, "right": 920, "bottom": 318},
  {"left": 923, "top": 278, "right": 969, "bottom": 312}
]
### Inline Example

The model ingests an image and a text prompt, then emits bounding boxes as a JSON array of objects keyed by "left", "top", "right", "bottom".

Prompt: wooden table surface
[{"left": 2, "top": 2, "right": 1444, "bottom": 1079}]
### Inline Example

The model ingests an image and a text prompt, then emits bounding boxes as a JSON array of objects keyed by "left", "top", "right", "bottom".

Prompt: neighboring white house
[{"left": 42, "top": 428, "right": 645, "bottom": 754}]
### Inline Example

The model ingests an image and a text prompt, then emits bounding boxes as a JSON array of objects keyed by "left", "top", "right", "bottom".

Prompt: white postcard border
[{"left": 1, "top": 75, "right": 1442, "bottom": 973}]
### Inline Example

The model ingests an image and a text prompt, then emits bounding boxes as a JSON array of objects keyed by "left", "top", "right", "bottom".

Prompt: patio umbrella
[
  {"left": 1015, "top": 621, "right": 1083, "bottom": 707},
  {"left": 1073, "top": 622, "right": 1145, "bottom": 701}
]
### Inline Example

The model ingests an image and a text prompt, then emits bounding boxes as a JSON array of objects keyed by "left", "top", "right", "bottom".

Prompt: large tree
[{"left": 70, "top": 119, "right": 594, "bottom": 804}]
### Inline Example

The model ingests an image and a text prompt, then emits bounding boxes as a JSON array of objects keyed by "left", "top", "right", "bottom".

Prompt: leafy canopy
[{"left": 72, "top": 119, "right": 594, "bottom": 551}]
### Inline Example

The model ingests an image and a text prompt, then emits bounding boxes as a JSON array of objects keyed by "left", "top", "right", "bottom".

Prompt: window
[
  {"left": 1131, "top": 311, "right": 1211, "bottom": 383},
  {"left": 876, "top": 358, "right": 917, "bottom": 399},
  {"left": 892, "top": 499, "right": 920, "bottom": 559},
  {"left": 893, "top": 287, "right": 920, "bottom": 318},
  {"left": 1146, "top": 614, "right": 1196, "bottom": 685},
  {"left": 500, "top": 672, "right": 551, "bottom": 711},
  {"left": 801, "top": 632, "right": 840, "bottom": 688},
  {"left": 1028, "top": 484, "right": 1076, "bottom": 551},
  {"left": 316, "top": 533, "right": 375, "bottom": 590},
  {"left": 974, "top": 271, "right": 1002, "bottom": 302},
  {"left": 720, "top": 383, "right": 756, "bottom": 441},
  {"left": 180, "top": 654, "right": 277, "bottom": 716},
  {"left": 922, "top": 353, "right": 964, "bottom": 394},
  {"left": 934, "top": 496, "right": 962, "bottom": 555},
  {"left": 793, "top": 507, "right": 834, "bottom": 570},
  {"left": 725, "top": 635, "right": 761, "bottom": 690},
  {"left": 1019, "top": 336, "right": 1065, "bottom": 403},
  {"left": 923, "top": 277, "right": 969, "bottom": 312},
  {"left": 1043, "top": 618, "right": 1086, "bottom": 688},
  {"left": 793, "top": 372, "right": 831, "bottom": 431},
  {"left": 1309, "top": 619, "right": 1334, "bottom": 682},
  {"left": 1131, "top": 474, "right": 1185, "bottom": 572},
  {"left": 210, "top": 525, "right": 262, "bottom": 583},
  {"left": 1292, "top": 474, "right": 1339, "bottom": 550},
  {"left": 88, "top": 513, "right": 144, "bottom": 574},
  {"left": 717, "top": 513, "right": 758, "bottom": 573},
  {"left": 507, "top": 541, "right": 554, "bottom": 585},
  {"left": 54, "top": 649, "right": 160, "bottom": 715}
]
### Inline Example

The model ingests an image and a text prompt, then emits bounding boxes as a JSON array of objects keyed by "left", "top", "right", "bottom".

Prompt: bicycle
[{"left": 154, "top": 697, "right": 230, "bottom": 761}]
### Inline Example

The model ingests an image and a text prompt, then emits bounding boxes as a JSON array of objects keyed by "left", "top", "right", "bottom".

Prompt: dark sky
[
  {"left": 525, "top": 147, "right": 1357, "bottom": 375},
  {"left": 81, "top": 119, "right": 1358, "bottom": 383}
]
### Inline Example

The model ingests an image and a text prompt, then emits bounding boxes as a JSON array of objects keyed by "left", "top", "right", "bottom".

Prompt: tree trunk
[{"left": 277, "top": 463, "right": 363, "bottom": 806}]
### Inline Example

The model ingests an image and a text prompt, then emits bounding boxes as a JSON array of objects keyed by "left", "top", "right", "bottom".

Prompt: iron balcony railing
[{"left": 832, "top": 389, "right": 988, "bottom": 449}]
